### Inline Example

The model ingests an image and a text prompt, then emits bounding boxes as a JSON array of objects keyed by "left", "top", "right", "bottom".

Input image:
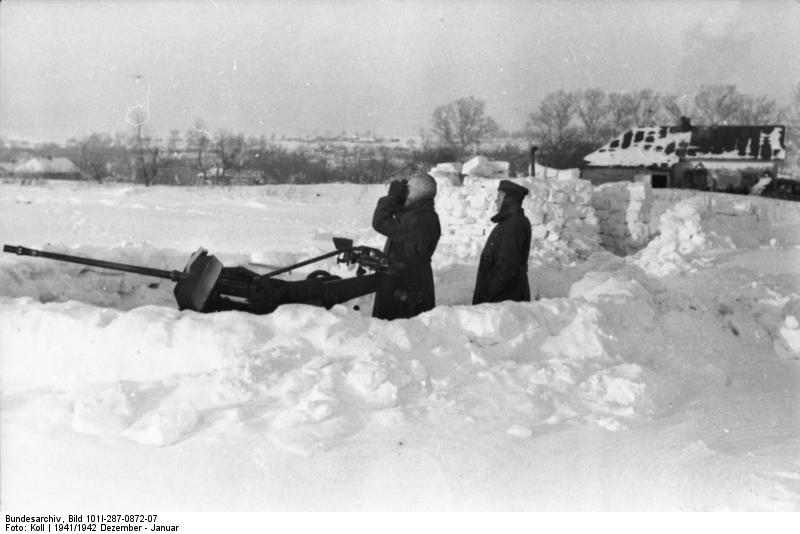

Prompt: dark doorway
[{"left": 651, "top": 173, "right": 668, "bottom": 188}]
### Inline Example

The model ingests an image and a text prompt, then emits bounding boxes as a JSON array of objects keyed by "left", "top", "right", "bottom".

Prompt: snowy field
[{"left": 1, "top": 180, "right": 799, "bottom": 512}]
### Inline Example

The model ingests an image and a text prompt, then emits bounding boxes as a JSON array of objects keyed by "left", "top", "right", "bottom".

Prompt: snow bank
[
  {"left": 0, "top": 243, "right": 186, "bottom": 310},
  {"left": 632, "top": 197, "right": 737, "bottom": 276},
  {"left": 3, "top": 182, "right": 800, "bottom": 510},
  {"left": 0, "top": 181, "right": 386, "bottom": 257},
  {"left": 779, "top": 315, "right": 800, "bottom": 356},
  {"left": 1, "top": 264, "right": 675, "bottom": 448}
]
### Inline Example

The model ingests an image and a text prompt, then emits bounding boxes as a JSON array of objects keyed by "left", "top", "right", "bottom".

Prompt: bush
[
  {"left": 242, "top": 145, "right": 409, "bottom": 185},
  {"left": 408, "top": 146, "right": 460, "bottom": 171},
  {"left": 537, "top": 132, "right": 598, "bottom": 170},
  {"left": 483, "top": 144, "right": 531, "bottom": 177}
]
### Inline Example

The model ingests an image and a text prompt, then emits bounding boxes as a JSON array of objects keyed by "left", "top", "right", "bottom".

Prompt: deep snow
[{"left": 0, "top": 181, "right": 798, "bottom": 512}]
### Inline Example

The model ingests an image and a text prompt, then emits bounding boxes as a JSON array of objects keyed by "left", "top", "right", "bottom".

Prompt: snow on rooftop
[
  {"left": 14, "top": 157, "right": 80, "bottom": 174},
  {"left": 584, "top": 125, "right": 786, "bottom": 168},
  {"left": 584, "top": 127, "right": 691, "bottom": 167}
]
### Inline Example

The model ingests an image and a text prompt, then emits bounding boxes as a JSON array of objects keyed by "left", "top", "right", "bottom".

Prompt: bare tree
[
  {"left": 166, "top": 129, "right": 182, "bottom": 154},
  {"left": 787, "top": 83, "right": 800, "bottom": 132},
  {"left": 128, "top": 108, "right": 160, "bottom": 186},
  {"left": 694, "top": 84, "right": 744, "bottom": 125},
  {"left": 736, "top": 94, "right": 782, "bottom": 124},
  {"left": 77, "top": 133, "right": 112, "bottom": 182},
  {"left": 186, "top": 119, "right": 212, "bottom": 184},
  {"left": 784, "top": 82, "right": 800, "bottom": 172},
  {"left": 574, "top": 88, "right": 609, "bottom": 141},
  {"left": 528, "top": 90, "right": 575, "bottom": 142},
  {"left": 432, "top": 96, "right": 499, "bottom": 158},
  {"left": 372, "top": 146, "right": 392, "bottom": 183},
  {"left": 662, "top": 94, "right": 695, "bottom": 124},
  {"left": 606, "top": 92, "right": 639, "bottom": 135},
  {"left": 214, "top": 130, "right": 245, "bottom": 185},
  {"left": 631, "top": 89, "right": 662, "bottom": 127}
]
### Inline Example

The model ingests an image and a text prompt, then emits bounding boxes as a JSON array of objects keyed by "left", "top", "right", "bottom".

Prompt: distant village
[
  {"left": 2, "top": 121, "right": 795, "bottom": 201},
  {"left": 0, "top": 130, "right": 530, "bottom": 186},
  {"left": 3, "top": 83, "right": 798, "bottom": 199}
]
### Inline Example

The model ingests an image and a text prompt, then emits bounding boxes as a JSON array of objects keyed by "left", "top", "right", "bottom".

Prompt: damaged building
[{"left": 582, "top": 121, "right": 786, "bottom": 194}]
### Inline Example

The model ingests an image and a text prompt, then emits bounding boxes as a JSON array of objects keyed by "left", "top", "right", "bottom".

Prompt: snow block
[
  {"left": 591, "top": 181, "right": 653, "bottom": 256},
  {"left": 462, "top": 156, "right": 509, "bottom": 179},
  {"left": 72, "top": 384, "right": 134, "bottom": 435},
  {"left": 124, "top": 398, "right": 200, "bottom": 447}
]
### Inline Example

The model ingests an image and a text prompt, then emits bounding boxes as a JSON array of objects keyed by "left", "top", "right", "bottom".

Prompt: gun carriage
[{"left": 3, "top": 238, "right": 391, "bottom": 315}]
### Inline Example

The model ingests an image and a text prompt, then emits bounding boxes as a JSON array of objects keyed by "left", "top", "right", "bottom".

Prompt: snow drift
[{"left": 1, "top": 181, "right": 798, "bottom": 511}]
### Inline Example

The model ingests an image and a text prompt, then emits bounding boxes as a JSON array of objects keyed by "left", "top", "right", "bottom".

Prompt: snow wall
[
  {"left": 431, "top": 155, "right": 800, "bottom": 260},
  {"left": 433, "top": 175, "right": 599, "bottom": 263},
  {"left": 591, "top": 182, "right": 653, "bottom": 256},
  {"left": 651, "top": 189, "right": 800, "bottom": 248},
  {"left": 589, "top": 182, "right": 800, "bottom": 256},
  {"left": 435, "top": 161, "right": 800, "bottom": 262}
]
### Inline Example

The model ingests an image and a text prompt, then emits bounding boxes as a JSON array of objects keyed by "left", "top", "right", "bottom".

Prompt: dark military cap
[{"left": 498, "top": 179, "right": 529, "bottom": 199}]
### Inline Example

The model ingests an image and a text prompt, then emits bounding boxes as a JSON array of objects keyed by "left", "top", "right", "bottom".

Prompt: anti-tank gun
[{"left": 2, "top": 238, "right": 391, "bottom": 315}]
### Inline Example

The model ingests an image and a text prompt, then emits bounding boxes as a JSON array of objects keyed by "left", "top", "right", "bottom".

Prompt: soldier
[
  {"left": 473, "top": 180, "right": 532, "bottom": 304},
  {"left": 371, "top": 172, "right": 441, "bottom": 320}
]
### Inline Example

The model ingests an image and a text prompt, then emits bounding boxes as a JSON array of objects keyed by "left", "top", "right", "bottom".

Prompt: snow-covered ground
[{"left": 1, "top": 181, "right": 798, "bottom": 512}]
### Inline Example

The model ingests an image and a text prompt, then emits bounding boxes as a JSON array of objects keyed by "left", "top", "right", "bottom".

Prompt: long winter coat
[
  {"left": 371, "top": 195, "right": 441, "bottom": 320},
  {"left": 472, "top": 206, "right": 532, "bottom": 304}
]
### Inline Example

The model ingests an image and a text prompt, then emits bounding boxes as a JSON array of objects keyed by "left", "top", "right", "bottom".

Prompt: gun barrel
[
  {"left": 3, "top": 245, "right": 184, "bottom": 281},
  {"left": 261, "top": 249, "right": 343, "bottom": 278}
]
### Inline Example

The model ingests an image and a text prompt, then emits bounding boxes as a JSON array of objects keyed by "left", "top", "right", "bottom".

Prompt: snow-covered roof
[
  {"left": 14, "top": 157, "right": 80, "bottom": 174},
  {"left": 584, "top": 125, "right": 786, "bottom": 168}
]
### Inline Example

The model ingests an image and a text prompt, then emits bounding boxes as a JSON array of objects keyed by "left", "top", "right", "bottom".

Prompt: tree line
[
  {"left": 2, "top": 83, "right": 798, "bottom": 185},
  {"left": 432, "top": 84, "right": 800, "bottom": 169}
]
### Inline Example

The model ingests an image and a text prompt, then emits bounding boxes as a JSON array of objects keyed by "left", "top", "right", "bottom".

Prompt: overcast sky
[{"left": 1, "top": 0, "right": 798, "bottom": 143}]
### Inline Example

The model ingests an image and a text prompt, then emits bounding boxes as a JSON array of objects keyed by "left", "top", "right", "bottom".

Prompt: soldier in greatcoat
[
  {"left": 372, "top": 172, "right": 441, "bottom": 319},
  {"left": 473, "top": 180, "right": 532, "bottom": 304}
]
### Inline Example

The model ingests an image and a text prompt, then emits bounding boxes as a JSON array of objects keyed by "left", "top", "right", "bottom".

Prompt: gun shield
[{"left": 173, "top": 250, "right": 224, "bottom": 312}]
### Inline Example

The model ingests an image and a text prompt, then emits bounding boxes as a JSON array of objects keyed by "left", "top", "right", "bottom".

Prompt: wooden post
[{"left": 530, "top": 145, "right": 538, "bottom": 176}]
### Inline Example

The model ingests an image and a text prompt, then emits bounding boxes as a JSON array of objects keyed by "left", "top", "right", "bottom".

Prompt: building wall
[
  {"left": 671, "top": 159, "right": 778, "bottom": 192},
  {"left": 581, "top": 167, "right": 643, "bottom": 185},
  {"left": 586, "top": 159, "right": 779, "bottom": 192}
]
